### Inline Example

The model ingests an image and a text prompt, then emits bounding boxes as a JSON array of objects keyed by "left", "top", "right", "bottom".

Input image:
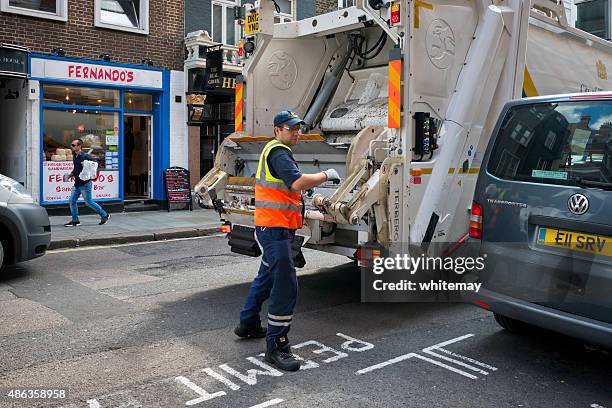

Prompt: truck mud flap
[
  {"left": 227, "top": 225, "right": 306, "bottom": 268},
  {"left": 228, "top": 225, "right": 262, "bottom": 257}
]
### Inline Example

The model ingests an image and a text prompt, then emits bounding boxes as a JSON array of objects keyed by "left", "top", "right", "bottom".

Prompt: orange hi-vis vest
[{"left": 254, "top": 140, "right": 303, "bottom": 229}]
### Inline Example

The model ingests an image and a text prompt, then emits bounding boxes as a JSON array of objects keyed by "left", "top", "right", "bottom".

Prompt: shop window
[
  {"left": 125, "top": 92, "right": 152, "bottom": 111},
  {"left": 43, "top": 85, "right": 120, "bottom": 108},
  {"left": 1, "top": 0, "right": 67, "bottom": 21},
  {"left": 42, "top": 109, "right": 121, "bottom": 203},
  {"left": 212, "top": 0, "right": 239, "bottom": 45},
  {"left": 95, "top": 0, "right": 149, "bottom": 34}
]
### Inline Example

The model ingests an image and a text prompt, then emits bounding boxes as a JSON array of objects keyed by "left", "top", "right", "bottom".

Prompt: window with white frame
[
  {"left": 338, "top": 0, "right": 356, "bottom": 9},
  {"left": 212, "top": 0, "right": 239, "bottom": 45},
  {"left": 274, "top": 0, "right": 294, "bottom": 23},
  {"left": 94, "top": 0, "right": 149, "bottom": 34},
  {"left": 1, "top": 0, "right": 67, "bottom": 21}
]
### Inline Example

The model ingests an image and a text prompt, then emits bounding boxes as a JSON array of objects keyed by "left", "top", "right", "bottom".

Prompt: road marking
[
  {"left": 249, "top": 398, "right": 284, "bottom": 408},
  {"left": 175, "top": 375, "right": 226, "bottom": 405},
  {"left": 337, "top": 332, "right": 375, "bottom": 352},
  {"left": 219, "top": 357, "right": 283, "bottom": 385},
  {"left": 356, "top": 352, "right": 419, "bottom": 374},
  {"left": 203, "top": 367, "right": 241, "bottom": 391},
  {"left": 422, "top": 334, "right": 496, "bottom": 376},
  {"left": 355, "top": 333, "right": 497, "bottom": 380}
]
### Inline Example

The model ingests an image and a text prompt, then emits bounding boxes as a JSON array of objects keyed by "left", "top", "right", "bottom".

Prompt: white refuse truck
[{"left": 195, "top": 0, "right": 612, "bottom": 260}]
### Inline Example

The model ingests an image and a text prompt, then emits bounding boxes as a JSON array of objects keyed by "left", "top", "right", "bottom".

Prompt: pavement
[{"left": 49, "top": 208, "right": 223, "bottom": 250}]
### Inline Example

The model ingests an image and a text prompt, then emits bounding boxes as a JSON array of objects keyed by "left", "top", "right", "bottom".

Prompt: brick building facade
[
  {"left": 316, "top": 0, "right": 338, "bottom": 15},
  {"left": 0, "top": 1, "right": 187, "bottom": 208},
  {"left": 0, "top": 0, "right": 184, "bottom": 71}
]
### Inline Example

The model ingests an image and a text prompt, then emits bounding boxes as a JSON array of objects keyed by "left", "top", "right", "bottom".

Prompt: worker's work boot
[
  {"left": 264, "top": 336, "right": 300, "bottom": 372},
  {"left": 234, "top": 322, "right": 266, "bottom": 339}
]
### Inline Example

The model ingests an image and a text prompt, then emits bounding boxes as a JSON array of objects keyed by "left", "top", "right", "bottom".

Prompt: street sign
[{"left": 245, "top": 11, "right": 259, "bottom": 35}]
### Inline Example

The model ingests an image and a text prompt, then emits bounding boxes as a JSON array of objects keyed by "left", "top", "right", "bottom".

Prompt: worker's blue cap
[{"left": 273, "top": 110, "right": 305, "bottom": 127}]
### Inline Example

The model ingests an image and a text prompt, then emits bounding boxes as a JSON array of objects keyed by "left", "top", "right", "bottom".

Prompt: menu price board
[{"left": 163, "top": 167, "right": 193, "bottom": 211}]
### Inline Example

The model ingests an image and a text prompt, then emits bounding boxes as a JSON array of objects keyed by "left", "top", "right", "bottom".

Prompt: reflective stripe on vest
[{"left": 254, "top": 140, "right": 303, "bottom": 229}]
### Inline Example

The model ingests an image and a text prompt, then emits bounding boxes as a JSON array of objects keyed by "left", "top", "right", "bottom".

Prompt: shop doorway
[{"left": 124, "top": 114, "right": 152, "bottom": 199}]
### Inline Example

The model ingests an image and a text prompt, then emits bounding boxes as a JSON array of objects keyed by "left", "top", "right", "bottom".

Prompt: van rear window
[{"left": 488, "top": 101, "right": 612, "bottom": 187}]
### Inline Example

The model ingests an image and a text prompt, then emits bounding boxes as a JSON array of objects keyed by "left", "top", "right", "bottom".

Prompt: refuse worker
[{"left": 234, "top": 110, "right": 341, "bottom": 371}]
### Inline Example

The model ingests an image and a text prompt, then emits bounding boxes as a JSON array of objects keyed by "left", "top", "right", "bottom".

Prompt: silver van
[
  {"left": 466, "top": 93, "right": 612, "bottom": 349},
  {"left": 0, "top": 174, "right": 51, "bottom": 268}
]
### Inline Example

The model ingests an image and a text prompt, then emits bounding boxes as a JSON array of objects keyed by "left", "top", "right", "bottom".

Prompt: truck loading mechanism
[{"left": 195, "top": 0, "right": 612, "bottom": 258}]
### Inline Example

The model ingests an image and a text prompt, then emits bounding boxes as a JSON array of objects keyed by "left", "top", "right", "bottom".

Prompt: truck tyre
[
  {"left": 0, "top": 239, "right": 4, "bottom": 269},
  {"left": 493, "top": 312, "right": 526, "bottom": 333}
]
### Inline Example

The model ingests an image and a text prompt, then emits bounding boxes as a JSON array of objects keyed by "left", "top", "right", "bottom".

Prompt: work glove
[{"left": 323, "top": 168, "right": 341, "bottom": 184}]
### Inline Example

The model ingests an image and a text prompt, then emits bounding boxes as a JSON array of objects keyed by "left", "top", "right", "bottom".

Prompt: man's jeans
[{"left": 69, "top": 182, "right": 108, "bottom": 222}]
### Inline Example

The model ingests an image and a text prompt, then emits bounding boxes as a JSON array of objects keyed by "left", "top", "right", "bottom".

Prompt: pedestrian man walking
[
  {"left": 64, "top": 138, "right": 110, "bottom": 227},
  {"left": 234, "top": 110, "right": 341, "bottom": 371}
]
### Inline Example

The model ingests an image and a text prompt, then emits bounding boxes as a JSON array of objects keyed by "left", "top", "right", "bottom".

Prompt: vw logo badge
[{"left": 568, "top": 193, "right": 589, "bottom": 215}]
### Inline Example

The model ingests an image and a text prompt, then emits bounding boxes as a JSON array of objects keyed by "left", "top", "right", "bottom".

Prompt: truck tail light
[
  {"left": 221, "top": 222, "right": 232, "bottom": 234},
  {"left": 469, "top": 201, "right": 483, "bottom": 239},
  {"left": 390, "top": 3, "right": 401, "bottom": 25},
  {"left": 354, "top": 246, "right": 381, "bottom": 267}
]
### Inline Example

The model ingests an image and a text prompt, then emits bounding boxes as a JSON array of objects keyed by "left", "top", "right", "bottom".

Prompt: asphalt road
[{"left": 0, "top": 236, "right": 610, "bottom": 408}]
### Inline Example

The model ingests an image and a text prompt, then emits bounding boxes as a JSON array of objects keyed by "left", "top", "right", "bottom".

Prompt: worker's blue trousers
[{"left": 239, "top": 226, "right": 298, "bottom": 352}]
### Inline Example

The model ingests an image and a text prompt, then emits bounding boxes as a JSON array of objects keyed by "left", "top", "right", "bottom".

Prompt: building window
[
  {"left": 94, "top": 0, "right": 149, "bottom": 34},
  {"left": 576, "top": 0, "right": 610, "bottom": 40},
  {"left": 275, "top": 0, "right": 294, "bottom": 22},
  {"left": 212, "top": 1, "right": 239, "bottom": 45},
  {"left": 338, "top": 0, "right": 356, "bottom": 9},
  {"left": 0, "top": 0, "right": 67, "bottom": 21}
]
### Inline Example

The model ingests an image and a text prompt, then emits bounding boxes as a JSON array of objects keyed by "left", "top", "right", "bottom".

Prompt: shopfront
[{"left": 29, "top": 55, "right": 172, "bottom": 205}]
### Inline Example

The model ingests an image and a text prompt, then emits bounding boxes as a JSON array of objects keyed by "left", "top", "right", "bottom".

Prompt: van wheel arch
[{"left": 493, "top": 312, "right": 528, "bottom": 333}]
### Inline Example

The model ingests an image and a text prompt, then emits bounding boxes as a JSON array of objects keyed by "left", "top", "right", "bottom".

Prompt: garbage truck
[{"left": 195, "top": 0, "right": 612, "bottom": 260}]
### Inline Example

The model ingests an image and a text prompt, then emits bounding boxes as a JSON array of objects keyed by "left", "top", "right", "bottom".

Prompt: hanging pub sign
[
  {"left": 0, "top": 44, "right": 28, "bottom": 78},
  {"left": 205, "top": 44, "right": 223, "bottom": 89}
]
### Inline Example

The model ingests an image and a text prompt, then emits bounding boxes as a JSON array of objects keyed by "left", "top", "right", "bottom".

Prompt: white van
[{"left": 0, "top": 174, "right": 51, "bottom": 268}]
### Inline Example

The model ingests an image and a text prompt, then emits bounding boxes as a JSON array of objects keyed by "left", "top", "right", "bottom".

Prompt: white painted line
[
  {"left": 248, "top": 398, "right": 284, "bottom": 408},
  {"left": 411, "top": 353, "right": 478, "bottom": 379},
  {"left": 356, "top": 352, "right": 419, "bottom": 375},
  {"left": 203, "top": 367, "right": 241, "bottom": 390},
  {"left": 421, "top": 348, "right": 489, "bottom": 375},
  {"left": 423, "top": 333, "right": 475, "bottom": 349},
  {"left": 355, "top": 351, "right": 478, "bottom": 379},
  {"left": 175, "top": 375, "right": 226, "bottom": 405},
  {"left": 438, "top": 348, "right": 498, "bottom": 371}
]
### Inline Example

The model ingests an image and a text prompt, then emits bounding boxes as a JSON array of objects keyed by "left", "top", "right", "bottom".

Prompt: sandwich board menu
[{"left": 163, "top": 167, "right": 193, "bottom": 212}]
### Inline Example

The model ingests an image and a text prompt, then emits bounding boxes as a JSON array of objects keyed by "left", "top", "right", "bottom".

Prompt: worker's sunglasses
[
  {"left": 71, "top": 143, "right": 79, "bottom": 147},
  {"left": 281, "top": 125, "right": 301, "bottom": 132}
]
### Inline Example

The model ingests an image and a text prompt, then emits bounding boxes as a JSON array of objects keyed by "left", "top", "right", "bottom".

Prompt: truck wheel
[
  {"left": 493, "top": 312, "right": 526, "bottom": 333},
  {"left": 0, "top": 240, "right": 4, "bottom": 268}
]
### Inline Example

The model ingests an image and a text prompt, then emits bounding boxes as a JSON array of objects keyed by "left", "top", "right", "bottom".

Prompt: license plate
[
  {"left": 537, "top": 227, "right": 612, "bottom": 257},
  {"left": 245, "top": 12, "right": 259, "bottom": 35}
]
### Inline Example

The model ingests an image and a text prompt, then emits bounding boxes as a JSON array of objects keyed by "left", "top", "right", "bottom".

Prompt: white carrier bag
[{"left": 79, "top": 160, "right": 99, "bottom": 181}]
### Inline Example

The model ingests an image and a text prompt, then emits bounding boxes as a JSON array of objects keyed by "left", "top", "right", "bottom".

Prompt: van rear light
[
  {"left": 221, "top": 222, "right": 232, "bottom": 234},
  {"left": 473, "top": 300, "right": 491, "bottom": 309},
  {"left": 469, "top": 201, "right": 483, "bottom": 239}
]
